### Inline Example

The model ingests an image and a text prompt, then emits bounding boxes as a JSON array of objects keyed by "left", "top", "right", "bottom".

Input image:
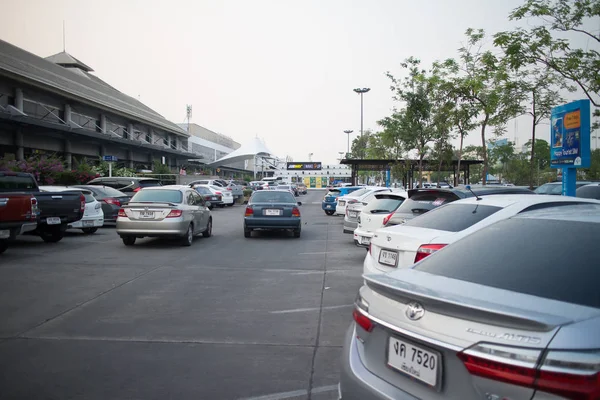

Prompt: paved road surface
[{"left": 0, "top": 190, "right": 366, "bottom": 400}]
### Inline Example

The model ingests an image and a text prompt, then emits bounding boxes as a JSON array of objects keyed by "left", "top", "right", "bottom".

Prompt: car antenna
[{"left": 465, "top": 185, "right": 482, "bottom": 201}]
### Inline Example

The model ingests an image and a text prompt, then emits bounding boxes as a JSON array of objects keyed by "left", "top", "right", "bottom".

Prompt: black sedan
[
  {"left": 73, "top": 185, "right": 130, "bottom": 223},
  {"left": 193, "top": 185, "right": 222, "bottom": 209},
  {"left": 244, "top": 190, "right": 302, "bottom": 238}
]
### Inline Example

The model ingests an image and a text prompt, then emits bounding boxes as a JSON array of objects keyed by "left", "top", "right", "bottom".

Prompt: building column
[
  {"left": 14, "top": 88, "right": 23, "bottom": 111},
  {"left": 99, "top": 145, "right": 106, "bottom": 158},
  {"left": 64, "top": 103, "right": 72, "bottom": 125},
  {"left": 15, "top": 128, "right": 24, "bottom": 161},
  {"left": 64, "top": 139, "right": 72, "bottom": 170},
  {"left": 147, "top": 128, "right": 153, "bottom": 144},
  {"left": 128, "top": 123, "right": 134, "bottom": 140},
  {"left": 127, "top": 150, "right": 134, "bottom": 169},
  {"left": 100, "top": 114, "right": 107, "bottom": 134}
]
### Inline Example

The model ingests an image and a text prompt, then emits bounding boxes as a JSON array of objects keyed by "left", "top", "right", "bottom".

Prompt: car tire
[
  {"left": 325, "top": 210, "right": 335, "bottom": 216},
  {"left": 203, "top": 218, "right": 212, "bottom": 238},
  {"left": 208, "top": 205, "right": 214, "bottom": 210},
  {"left": 39, "top": 227, "right": 64, "bottom": 243},
  {"left": 293, "top": 227, "right": 301, "bottom": 238},
  {"left": 244, "top": 226, "right": 252, "bottom": 238},
  {"left": 81, "top": 227, "right": 98, "bottom": 234},
  {"left": 122, "top": 236, "right": 136, "bottom": 246},
  {"left": 181, "top": 224, "right": 193, "bottom": 246},
  {"left": 218, "top": 204, "right": 225, "bottom": 208},
  {"left": 0, "top": 240, "right": 8, "bottom": 254}
]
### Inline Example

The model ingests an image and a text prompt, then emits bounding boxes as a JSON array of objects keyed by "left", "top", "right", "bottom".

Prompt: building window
[
  {"left": 146, "top": 132, "right": 152, "bottom": 143},
  {"left": 23, "top": 99, "right": 63, "bottom": 124},
  {"left": 71, "top": 112, "right": 98, "bottom": 130},
  {"left": 163, "top": 137, "right": 169, "bottom": 147}
]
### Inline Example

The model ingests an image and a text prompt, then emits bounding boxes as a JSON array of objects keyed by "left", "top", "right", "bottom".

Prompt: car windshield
[
  {"left": 345, "top": 188, "right": 369, "bottom": 197},
  {"left": 402, "top": 203, "right": 502, "bottom": 232},
  {"left": 130, "top": 189, "right": 183, "bottom": 203},
  {"left": 326, "top": 190, "right": 340, "bottom": 198},
  {"left": 534, "top": 183, "right": 562, "bottom": 195},
  {"left": 362, "top": 196, "right": 405, "bottom": 214},
  {"left": 278, "top": 185, "right": 291, "bottom": 190},
  {"left": 576, "top": 185, "right": 600, "bottom": 199},
  {"left": 414, "top": 217, "right": 600, "bottom": 309},
  {"left": 0, "top": 174, "right": 37, "bottom": 191},
  {"left": 139, "top": 180, "right": 162, "bottom": 188},
  {"left": 251, "top": 191, "right": 296, "bottom": 203},
  {"left": 393, "top": 191, "right": 459, "bottom": 216}
]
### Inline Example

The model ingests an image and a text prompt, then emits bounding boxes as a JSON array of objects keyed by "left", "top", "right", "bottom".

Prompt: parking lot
[{"left": 0, "top": 190, "right": 365, "bottom": 400}]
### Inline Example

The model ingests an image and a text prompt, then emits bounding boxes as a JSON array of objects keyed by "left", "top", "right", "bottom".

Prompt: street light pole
[
  {"left": 353, "top": 88, "right": 370, "bottom": 158},
  {"left": 343, "top": 130, "right": 353, "bottom": 154}
]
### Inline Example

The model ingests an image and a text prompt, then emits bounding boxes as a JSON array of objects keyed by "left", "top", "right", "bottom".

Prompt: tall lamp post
[
  {"left": 353, "top": 87, "right": 370, "bottom": 158},
  {"left": 343, "top": 130, "right": 353, "bottom": 154}
]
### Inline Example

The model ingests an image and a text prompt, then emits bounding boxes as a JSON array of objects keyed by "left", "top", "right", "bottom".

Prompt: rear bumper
[
  {"left": 340, "top": 325, "right": 418, "bottom": 400},
  {"left": 71, "top": 216, "right": 104, "bottom": 228},
  {"left": 353, "top": 228, "right": 374, "bottom": 248},
  {"left": 343, "top": 219, "right": 358, "bottom": 233},
  {"left": 0, "top": 222, "right": 37, "bottom": 239},
  {"left": 245, "top": 217, "right": 301, "bottom": 229},
  {"left": 322, "top": 202, "right": 336, "bottom": 211},
  {"left": 116, "top": 217, "right": 189, "bottom": 237},
  {"left": 222, "top": 196, "right": 234, "bottom": 204}
]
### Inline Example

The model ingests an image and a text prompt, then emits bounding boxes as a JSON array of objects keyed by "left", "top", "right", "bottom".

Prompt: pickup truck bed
[{"left": 0, "top": 194, "right": 38, "bottom": 254}]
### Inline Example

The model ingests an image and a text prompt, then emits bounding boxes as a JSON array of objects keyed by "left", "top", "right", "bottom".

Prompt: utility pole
[
  {"left": 186, "top": 105, "right": 192, "bottom": 133},
  {"left": 343, "top": 130, "right": 353, "bottom": 155},
  {"left": 353, "top": 88, "right": 370, "bottom": 158}
]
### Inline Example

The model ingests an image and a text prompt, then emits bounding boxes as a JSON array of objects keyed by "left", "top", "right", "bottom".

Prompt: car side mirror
[{"left": 297, "top": 201, "right": 302, "bottom": 206}]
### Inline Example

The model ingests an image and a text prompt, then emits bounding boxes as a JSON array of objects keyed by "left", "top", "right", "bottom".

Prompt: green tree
[
  {"left": 582, "top": 148, "right": 600, "bottom": 179},
  {"left": 349, "top": 131, "right": 370, "bottom": 159},
  {"left": 494, "top": 0, "right": 600, "bottom": 107},
  {"left": 489, "top": 141, "right": 516, "bottom": 181}
]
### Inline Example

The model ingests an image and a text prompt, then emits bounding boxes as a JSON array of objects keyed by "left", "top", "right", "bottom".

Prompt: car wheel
[
  {"left": 81, "top": 227, "right": 98, "bottom": 234},
  {"left": 181, "top": 224, "right": 193, "bottom": 246},
  {"left": 203, "top": 218, "right": 212, "bottom": 238},
  {"left": 293, "top": 227, "right": 301, "bottom": 238},
  {"left": 0, "top": 240, "right": 8, "bottom": 254},
  {"left": 325, "top": 210, "right": 335, "bottom": 216},
  {"left": 218, "top": 204, "right": 225, "bottom": 208},
  {"left": 39, "top": 227, "right": 64, "bottom": 243},
  {"left": 244, "top": 226, "right": 252, "bottom": 238},
  {"left": 122, "top": 236, "right": 136, "bottom": 246}
]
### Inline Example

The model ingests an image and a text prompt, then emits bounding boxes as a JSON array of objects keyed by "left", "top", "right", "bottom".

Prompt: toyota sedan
[{"left": 244, "top": 190, "right": 302, "bottom": 238}]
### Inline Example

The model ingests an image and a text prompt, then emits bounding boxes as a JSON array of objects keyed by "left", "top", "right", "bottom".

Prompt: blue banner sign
[
  {"left": 102, "top": 155, "right": 118, "bottom": 162},
  {"left": 550, "top": 99, "right": 591, "bottom": 168}
]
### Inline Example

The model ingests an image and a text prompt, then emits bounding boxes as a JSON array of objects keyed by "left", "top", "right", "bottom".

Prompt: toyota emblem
[
  {"left": 405, "top": 302, "right": 425, "bottom": 321},
  {"left": 386, "top": 235, "right": 392, "bottom": 242}
]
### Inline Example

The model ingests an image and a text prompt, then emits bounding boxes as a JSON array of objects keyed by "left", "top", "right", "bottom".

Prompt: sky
[{"left": 1, "top": 0, "right": 596, "bottom": 163}]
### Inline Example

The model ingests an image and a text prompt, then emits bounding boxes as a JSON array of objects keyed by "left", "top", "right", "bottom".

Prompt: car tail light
[
  {"left": 383, "top": 212, "right": 394, "bottom": 226},
  {"left": 30, "top": 197, "right": 38, "bottom": 220},
  {"left": 133, "top": 187, "right": 142, "bottom": 192},
  {"left": 216, "top": 192, "right": 222, "bottom": 195},
  {"left": 95, "top": 203, "right": 102, "bottom": 210},
  {"left": 352, "top": 307, "right": 374, "bottom": 332},
  {"left": 292, "top": 207, "right": 301, "bottom": 217},
  {"left": 245, "top": 206, "right": 253, "bottom": 216},
  {"left": 103, "top": 198, "right": 121, "bottom": 207},
  {"left": 118, "top": 208, "right": 127, "bottom": 217},
  {"left": 458, "top": 344, "right": 600, "bottom": 400},
  {"left": 368, "top": 243, "right": 372, "bottom": 255},
  {"left": 166, "top": 209, "right": 183, "bottom": 218},
  {"left": 79, "top": 194, "right": 85, "bottom": 212},
  {"left": 227, "top": 187, "right": 232, "bottom": 191},
  {"left": 414, "top": 244, "right": 446, "bottom": 263}
]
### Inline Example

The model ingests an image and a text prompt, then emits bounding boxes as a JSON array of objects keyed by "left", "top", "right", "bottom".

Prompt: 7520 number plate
[{"left": 387, "top": 336, "right": 441, "bottom": 388}]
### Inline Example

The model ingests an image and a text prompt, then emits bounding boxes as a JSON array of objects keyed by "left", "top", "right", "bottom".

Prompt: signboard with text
[
  {"left": 550, "top": 100, "right": 591, "bottom": 168},
  {"left": 287, "top": 162, "right": 322, "bottom": 171}
]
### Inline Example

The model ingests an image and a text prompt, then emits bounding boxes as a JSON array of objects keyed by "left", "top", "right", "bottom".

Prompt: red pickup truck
[{"left": 0, "top": 194, "right": 38, "bottom": 254}]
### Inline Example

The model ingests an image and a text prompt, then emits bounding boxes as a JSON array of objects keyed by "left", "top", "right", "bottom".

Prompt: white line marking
[
  {"left": 297, "top": 251, "right": 341, "bottom": 255},
  {"left": 269, "top": 304, "right": 352, "bottom": 314},
  {"left": 238, "top": 384, "right": 338, "bottom": 400}
]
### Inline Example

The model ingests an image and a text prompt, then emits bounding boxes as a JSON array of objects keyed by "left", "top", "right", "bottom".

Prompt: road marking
[
  {"left": 291, "top": 270, "right": 347, "bottom": 275},
  {"left": 297, "top": 251, "right": 340, "bottom": 255},
  {"left": 238, "top": 384, "right": 338, "bottom": 400},
  {"left": 269, "top": 304, "right": 352, "bottom": 314}
]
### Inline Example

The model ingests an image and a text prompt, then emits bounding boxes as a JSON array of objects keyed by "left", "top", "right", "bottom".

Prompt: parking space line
[
  {"left": 238, "top": 384, "right": 338, "bottom": 400},
  {"left": 297, "top": 251, "right": 339, "bottom": 255},
  {"left": 270, "top": 304, "right": 352, "bottom": 314}
]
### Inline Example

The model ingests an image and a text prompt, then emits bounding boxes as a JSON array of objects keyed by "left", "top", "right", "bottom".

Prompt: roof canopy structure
[{"left": 206, "top": 137, "right": 273, "bottom": 167}]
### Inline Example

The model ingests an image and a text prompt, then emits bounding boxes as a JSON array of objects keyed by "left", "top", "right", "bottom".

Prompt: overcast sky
[{"left": 2, "top": 0, "right": 594, "bottom": 163}]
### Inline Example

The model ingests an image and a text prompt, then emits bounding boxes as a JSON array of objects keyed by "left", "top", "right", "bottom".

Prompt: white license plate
[
  {"left": 388, "top": 336, "right": 440, "bottom": 387},
  {"left": 339, "top": 201, "right": 345, "bottom": 206},
  {"left": 46, "top": 217, "right": 61, "bottom": 225},
  {"left": 264, "top": 209, "right": 281, "bottom": 216},
  {"left": 83, "top": 220, "right": 94, "bottom": 227},
  {"left": 349, "top": 211, "right": 358, "bottom": 218},
  {"left": 360, "top": 236, "right": 371, "bottom": 245},
  {"left": 139, "top": 211, "right": 154, "bottom": 219},
  {"left": 379, "top": 249, "right": 398, "bottom": 266},
  {"left": 326, "top": 204, "right": 332, "bottom": 209},
  {"left": 0, "top": 229, "right": 10, "bottom": 239},
  {"left": 211, "top": 197, "right": 217, "bottom": 200}
]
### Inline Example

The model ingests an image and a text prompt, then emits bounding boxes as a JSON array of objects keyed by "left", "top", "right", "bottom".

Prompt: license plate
[
  {"left": 46, "top": 217, "right": 61, "bottom": 225},
  {"left": 360, "top": 236, "right": 371, "bottom": 245},
  {"left": 83, "top": 220, "right": 94, "bottom": 227},
  {"left": 326, "top": 204, "right": 332, "bottom": 209},
  {"left": 349, "top": 211, "right": 358, "bottom": 218},
  {"left": 139, "top": 211, "right": 154, "bottom": 219},
  {"left": 264, "top": 209, "right": 281, "bottom": 216},
  {"left": 387, "top": 336, "right": 440, "bottom": 388},
  {"left": 0, "top": 229, "right": 9, "bottom": 239},
  {"left": 211, "top": 197, "right": 217, "bottom": 200},
  {"left": 379, "top": 249, "right": 398, "bottom": 266},
  {"left": 339, "top": 201, "right": 345, "bottom": 206}
]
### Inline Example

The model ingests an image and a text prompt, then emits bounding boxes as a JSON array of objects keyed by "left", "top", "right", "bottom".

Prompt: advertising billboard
[
  {"left": 550, "top": 100, "right": 591, "bottom": 168},
  {"left": 286, "top": 162, "right": 322, "bottom": 170}
]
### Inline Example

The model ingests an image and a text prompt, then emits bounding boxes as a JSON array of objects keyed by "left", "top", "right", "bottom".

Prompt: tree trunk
[
  {"left": 481, "top": 115, "right": 490, "bottom": 185},
  {"left": 437, "top": 141, "right": 443, "bottom": 186},
  {"left": 457, "top": 131, "right": 464, "bottom": 184},
  {"left": 418, "top": 153, "right": 424, "bottom": 188},
  {"left": 529, "top": 93, "right": 537, "bottom": 190}
]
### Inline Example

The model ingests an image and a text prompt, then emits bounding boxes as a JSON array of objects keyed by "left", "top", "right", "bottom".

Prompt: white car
[
  {"left": 364, "top": 194, "right": 600, "bottom": 276},
  {"left": 336, "top": 187, "right": 384, "bottom": 216},
  {"left": 39, "top": 186, "right": 104, "bottom": 234},
  {"left": 353, "top": 191, "right": 408, "bottom": 247},
  {"left": 199, "top": 184, "right": 234, "bottom": 207},
  {"left": 343, "top": 188, "right": 400, "bottom": 233}
]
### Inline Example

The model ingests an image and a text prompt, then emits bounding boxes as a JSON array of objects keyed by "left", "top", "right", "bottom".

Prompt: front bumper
[
  {"left": 71, "top": 217, "right": 104, "bottom": 229},
  {"left": 116, "top": 217, "right": 189, "bottom": 237},
  {"left": 245, "top": 217, "right": 301, "bottom": 230},
  {"left": 340, "top": 325, "right": 418, "bottom": 400},
  {"left": 353, "top": 228, "right": 374, "bottom": 248}
]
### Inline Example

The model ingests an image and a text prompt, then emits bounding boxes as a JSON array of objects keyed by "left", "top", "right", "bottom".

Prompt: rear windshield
[
  {"left": 394, "top": 191, "right": 459, "bottom": 216},
  {"left": 251, "top": 191, "right": 296, "bottom": 203},
  {"left": 402, "top": 203, "right": 502, "bottom": 232},
  {"left": 99, "top": 187, "right": 128, "bottom": 197},
  {"left": 139, "top": 179, "right": 162, "bottom": 188},
  {"left": 363, "top": 196, "right": 405, "bottom": 214},
  {"left": 131, "top": 189, "right": 183, "bottom": 203},
  {"left": 0, "top": 175, "right": 36, "bottom": 191},
  {"left": 326, "top": 191, "right": 341, "bottom": 198},
  {"left": 576, "top": 185, "right": 600, "bottom": 199},
  {"left": 346, "top": 188, "right": 369, "bottom": 197},
  {"left": 415, "top": 218, "right": 600, "bottom": 309},
  {"left": 534, "top": 183, "right": 562, "bottom": 195}
]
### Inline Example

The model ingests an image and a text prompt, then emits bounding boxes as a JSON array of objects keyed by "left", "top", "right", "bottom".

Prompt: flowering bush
[{"left": 0, "top": 155, "right": 65, "bottom": 185}]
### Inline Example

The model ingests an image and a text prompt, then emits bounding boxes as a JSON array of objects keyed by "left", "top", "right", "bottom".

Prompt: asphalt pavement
[{"left": 0, "top": 190, "right": 366, "bottom": 400}]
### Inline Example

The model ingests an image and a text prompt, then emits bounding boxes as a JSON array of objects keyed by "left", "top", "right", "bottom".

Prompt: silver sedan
[{"left": 116, "top": 186, "right": 212, "bottom": 246}]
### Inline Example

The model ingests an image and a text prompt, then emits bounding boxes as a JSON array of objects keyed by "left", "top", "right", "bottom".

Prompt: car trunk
[
  {"left": 346, "top": 204, "right": 365, "bottom": 222},
  {"left": 122, "top": 202, "right": 178, "bottom": 221},
  {"left": 357, "top": 211, "right": 389, "bottom": 233},
  {"left": 248, "top": 202, "right": 295, "bottom": 217},
  {"left": 355, "top": 270, "right": 599, "bottom": 400}
]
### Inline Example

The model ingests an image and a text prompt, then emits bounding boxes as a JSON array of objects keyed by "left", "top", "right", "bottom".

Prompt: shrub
[{"left": 0, "top": 154, "right": 65, "bottom": 184}]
